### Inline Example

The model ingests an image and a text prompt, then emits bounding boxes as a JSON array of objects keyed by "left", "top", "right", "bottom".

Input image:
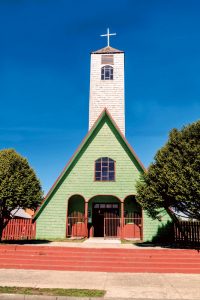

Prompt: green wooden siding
[
  {"left": 143, "top": 210, "right": 172, "bottom": 242},
  {"left": 36, "top": 115, "right": 172, "bottom": 241}
]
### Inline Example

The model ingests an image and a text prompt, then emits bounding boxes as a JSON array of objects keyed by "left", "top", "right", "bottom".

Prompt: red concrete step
[
  {"left": 0, "top": 245, "right": 200, "bottom": 274},
  {"left": 1, "top": 249, "right": 199, "bottom": 256},
  {"left": 1, "top": 261, "right": 200, "bottom": 273},
  {"left": 0, "top": 252, "right": 175, "bottom": 258},
  {"left": 0, "top": 253, "right": 199, "bottom": 263},
  {"left": 0, "top": 255, "right": 199, "bottom": 264},
  {"left": 0, "top": 245, "right": 199, "bottom": 255},
  {"left": 0, "top": 245, "right": 198, "bottom": 255},
  {"left": 0, "top": 249, "right": 199, "bottom": 258},
  {"left": 1, "top": 263, "right": 200, "bottom": 274}
]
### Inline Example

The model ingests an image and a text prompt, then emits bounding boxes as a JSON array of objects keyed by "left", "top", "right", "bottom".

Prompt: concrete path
[
  {"left": 2, "top": 238, "right": 193, "bottom": 249},
  {"left": 10, "top": 238, "right": 138, "bottom": 249},
  {"left": 0, "top": 269, "right": 200, "bottom": 299},
  {"left": 49, "top": 240, "right": 133, "bottom": 249}
]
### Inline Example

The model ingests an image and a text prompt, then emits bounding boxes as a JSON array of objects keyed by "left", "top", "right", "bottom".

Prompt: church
[{"left": 34, "top": 30, "right": 172, "bottom": 242}]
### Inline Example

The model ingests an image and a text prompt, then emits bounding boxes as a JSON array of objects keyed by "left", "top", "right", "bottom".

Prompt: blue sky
[{"left": 0, "top": 0, "right": 200, "bottom": 194}]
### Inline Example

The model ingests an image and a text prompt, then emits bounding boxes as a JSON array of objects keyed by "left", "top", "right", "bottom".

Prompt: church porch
[{"left": 66, "top": 194, "right": 142, "bottom": 240}]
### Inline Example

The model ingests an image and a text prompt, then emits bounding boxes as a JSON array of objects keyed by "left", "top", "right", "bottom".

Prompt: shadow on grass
[
  {"left": 0, "top": 237, "right": 86, "bottom": 245},
  {"left": 125, "top": 221, "right": 200, "bottom": 251},
  {"left": 0, "top": 239, "right": 52, "bottom": 245},
  {"left": 133, "top": 241, "right": 200, "bottom": 250}
]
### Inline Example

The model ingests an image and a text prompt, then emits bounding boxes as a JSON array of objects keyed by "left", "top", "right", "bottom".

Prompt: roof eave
[
  {"left": 91, "top": 46, "right": 124, "bottom": 54},
  {"left": 33, "top": 110, "right": 108, "bottom": 220}
]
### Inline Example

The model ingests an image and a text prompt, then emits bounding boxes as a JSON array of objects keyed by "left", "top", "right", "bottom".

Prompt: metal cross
[{"left": 100, "top": 28, "right": 116, "bottom": 47}]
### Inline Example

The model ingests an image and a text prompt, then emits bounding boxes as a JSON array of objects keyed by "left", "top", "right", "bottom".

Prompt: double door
[{"left": 93, "top": 203, "right": 119, "bottom": 237}]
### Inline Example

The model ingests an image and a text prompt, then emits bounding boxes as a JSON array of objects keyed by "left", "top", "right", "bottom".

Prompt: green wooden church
[{"left": 34, "top": 30, "right": 172, "bottom": 242}]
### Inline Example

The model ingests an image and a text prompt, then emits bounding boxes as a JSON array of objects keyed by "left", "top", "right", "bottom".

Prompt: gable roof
[
  {"left": 34, "top": 109, "right": 146, "bottom": 220},
  {"left": 91, "top": 46, "right": 124, "bottom": 54}
]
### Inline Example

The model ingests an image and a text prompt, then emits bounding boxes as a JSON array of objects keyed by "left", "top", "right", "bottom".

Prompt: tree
[
  {"left": 0, "top": 149, "right": 43, "bottom": 239},
  {"left": 136, "top": 120, "right": 200, "bottom": 220}
]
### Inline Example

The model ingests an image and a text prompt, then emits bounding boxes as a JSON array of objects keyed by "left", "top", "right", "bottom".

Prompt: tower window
[
  {"left": 101, "top": 65, "right": 113, "bottom": 80},
  {"left": 101, "top": 55, "right": 114, "bottom": 64},
  {"left": 95, "top": 157, "right": 115, "bottom": 181}
]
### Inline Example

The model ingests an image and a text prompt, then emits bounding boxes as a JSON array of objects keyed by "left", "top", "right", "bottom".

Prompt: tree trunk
[
  {"left": 0, "top": 217, "right": 4, "bottom": 241},
  {"left": 0, "top": 217, "right": 12, "bottom": 241},
  {"left": 0, "top": 207, "right": 11, "bottom": 241}
]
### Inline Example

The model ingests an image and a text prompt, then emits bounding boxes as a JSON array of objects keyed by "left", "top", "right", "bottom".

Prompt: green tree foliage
[
  {"left": 0, "top": 149, "right": 43, "bottom": 238},
  {"left": 136, "top": 120, "right": 200, "bottom": 220}
]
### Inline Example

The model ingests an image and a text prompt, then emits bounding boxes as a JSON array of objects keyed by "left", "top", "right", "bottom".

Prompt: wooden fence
[
  {"left": 174, "top": 221, "right": 200, "bottom": 245},
  {"left": 67, "top": 216, "right": 87, "bottom": 238},
  {"left": 2, "top": 219, "right": 36, "bottom": 240}
]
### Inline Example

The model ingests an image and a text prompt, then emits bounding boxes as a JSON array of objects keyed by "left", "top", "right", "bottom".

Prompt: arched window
[
  {"left": 101, "top": 65, "right": 113, "bottom": 80},
  {"left": 95, "top": 157, "right": 115, "bottom": 181}
]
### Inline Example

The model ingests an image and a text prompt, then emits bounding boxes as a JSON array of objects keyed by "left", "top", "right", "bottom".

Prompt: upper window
[
  {"left": 101, "top": 55, "right": 114, "bottom": 65},
  {"left": 95, "top": 157, "right": 115, "bottom": 181},
  {"left": 101, "top": 65, "right": 113, "bottom": 80}
]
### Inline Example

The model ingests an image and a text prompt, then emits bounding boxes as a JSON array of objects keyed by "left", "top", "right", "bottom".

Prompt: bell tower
[{"left": 89, "top": 29, "right": 125, "bottom": 135}]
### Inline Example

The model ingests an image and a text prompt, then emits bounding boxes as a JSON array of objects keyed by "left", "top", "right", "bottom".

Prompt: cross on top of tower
[{"left": 100, "top": 28, "right": 116, "bottom": 47}]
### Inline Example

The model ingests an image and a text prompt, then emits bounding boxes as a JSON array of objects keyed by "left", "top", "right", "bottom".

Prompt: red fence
[
  {"left": 174, "top": 221, "right": 200, "bottom": 245},
  {"left": 104, "top": 217, "right": 120, "bottom": 238},
  {"left": 123, "top": 217, "right": 142, "bottom": 239},
  {"left": 67, "top": 217, "right": 88, "bottom": 238},
  {"left": 2, "top": 219, "right": 36, "bottom": 240},
  {"left": 103, "top": 217, "right": 142, "bottom": 239}
]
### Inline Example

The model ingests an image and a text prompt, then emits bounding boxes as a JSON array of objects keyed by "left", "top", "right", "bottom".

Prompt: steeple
[{"left": 89, "top": 30, "right": 125, "bottom": 135}]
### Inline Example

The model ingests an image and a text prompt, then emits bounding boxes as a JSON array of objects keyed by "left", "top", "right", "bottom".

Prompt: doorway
[{"left": 92, "top": 203, "right": 119, "bottom": 237}]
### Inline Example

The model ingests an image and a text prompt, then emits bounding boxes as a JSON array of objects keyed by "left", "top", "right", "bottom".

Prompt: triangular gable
[{"left": 34, "top": 109, "right": 146, "bottom": 219}]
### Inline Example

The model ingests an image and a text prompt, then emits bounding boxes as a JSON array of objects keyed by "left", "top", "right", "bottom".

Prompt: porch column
[
  {"left": 121, "top": 201, "right": 124, "bottom": 239},
  {"left": 84, "top": 201, "right": 88, "bottom": 237},
  {"left": 66, "top": 208, "right": 68, "bottom": 237}
]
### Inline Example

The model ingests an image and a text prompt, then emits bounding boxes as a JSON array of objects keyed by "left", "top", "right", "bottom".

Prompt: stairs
[{"left": 0, "top": 245, "right": 200, "bottom": 273}]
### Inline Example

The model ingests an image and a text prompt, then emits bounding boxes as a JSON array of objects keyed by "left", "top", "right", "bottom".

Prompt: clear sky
[{"left": 0, "top": 0, "right": 200, "bottom": 194}]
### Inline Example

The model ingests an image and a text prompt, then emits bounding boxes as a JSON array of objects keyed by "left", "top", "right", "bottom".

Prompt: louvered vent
[{"left": 101, "top": 55, "right": 114, "bottom": 65}]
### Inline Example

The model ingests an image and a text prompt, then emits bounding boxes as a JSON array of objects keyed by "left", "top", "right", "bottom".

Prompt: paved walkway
[
  {"left": 0, "top": 269, "right": 200, "bottom": 299},
  {"left": 3, "top": 238, "right": 179, "bottom": 249},
  {"left": 48, "top": 238, "right": 134, "bottom": 249},
  {"left": 10, "top": 238, "right": 138, "bottom": 249}
]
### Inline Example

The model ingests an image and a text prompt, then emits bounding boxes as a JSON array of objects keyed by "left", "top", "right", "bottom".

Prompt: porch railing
[
  {"left": 123, "top": 217, "right": 142, "bottom": 239},
  {"left": 67, "top": 216, "right": 88, "bottom": 238},
  {"left": 104, "top": 217, "right": 142, "bottom": 239},
  {"left": 104, "top": 217, "right": 121, "bottom": 238}
]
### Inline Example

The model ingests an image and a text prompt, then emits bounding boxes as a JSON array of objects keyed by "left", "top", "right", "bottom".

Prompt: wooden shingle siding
[
  {"left": 89, "top": 52, "right": 125, "bottom": 134},
  {"left": 143, "top": 210, "right": 172, "bottom": 242}
]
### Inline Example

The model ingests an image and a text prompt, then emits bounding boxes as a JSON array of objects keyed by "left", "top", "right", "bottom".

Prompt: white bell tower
[{"left": 89, "top": 29, "right": 125, "bottom": 135}]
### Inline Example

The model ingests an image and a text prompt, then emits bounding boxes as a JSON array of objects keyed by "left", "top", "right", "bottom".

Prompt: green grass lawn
[{"left": 0, "top": 286, "right": 106, "bottom": 297}]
